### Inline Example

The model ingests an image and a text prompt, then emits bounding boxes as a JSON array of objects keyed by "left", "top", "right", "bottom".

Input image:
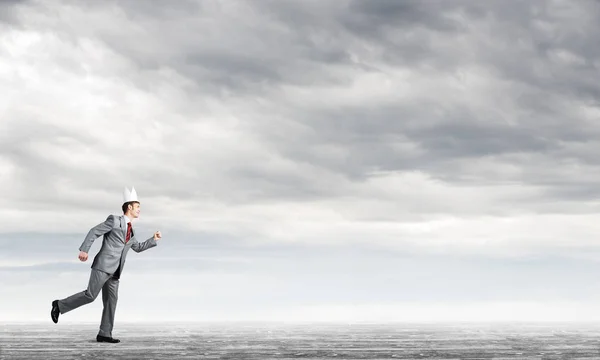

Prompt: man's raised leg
[{"left": 55, "top": 269, "right": 111, "bottom": 315}]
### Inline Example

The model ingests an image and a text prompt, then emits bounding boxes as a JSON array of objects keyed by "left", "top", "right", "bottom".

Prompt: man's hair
[{"left": 122, "top": 201, "right": 140, "bottom": 214}]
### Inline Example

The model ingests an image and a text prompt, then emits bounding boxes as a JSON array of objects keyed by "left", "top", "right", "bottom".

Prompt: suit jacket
[{"left": 79, "top": 214, "right": 157, "bottom": 275}]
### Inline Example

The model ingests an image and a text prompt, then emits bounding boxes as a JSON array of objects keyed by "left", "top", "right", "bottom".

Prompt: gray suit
[{"left": 57, "top": 214, "right": 157, "bottom": 337}]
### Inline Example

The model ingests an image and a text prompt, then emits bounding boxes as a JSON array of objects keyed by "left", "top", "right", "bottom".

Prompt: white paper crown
[{"left": 123, "top": 186, "right": 138, "bottom": 203}]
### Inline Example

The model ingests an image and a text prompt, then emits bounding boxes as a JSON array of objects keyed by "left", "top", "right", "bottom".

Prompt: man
[{"left": 51, "top": 186, "right": 161, "bottom": 343}]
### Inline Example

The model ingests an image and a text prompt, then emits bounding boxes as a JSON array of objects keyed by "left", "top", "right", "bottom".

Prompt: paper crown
[{"left": 123, "top": 186, "right": 138, "bottom": 203}]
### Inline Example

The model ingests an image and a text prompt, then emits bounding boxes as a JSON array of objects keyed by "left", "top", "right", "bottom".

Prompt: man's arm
[
  {"left": 79, "top": 215, "right": 115, "bottom": 253},
  {"left": 130, "top": 231, "right": 161, "bottom": 253}
]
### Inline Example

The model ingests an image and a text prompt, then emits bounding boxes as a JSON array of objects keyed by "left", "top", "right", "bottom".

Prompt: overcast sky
[{"left": 2, "top": 0, "right": 600, "bottom": 324}]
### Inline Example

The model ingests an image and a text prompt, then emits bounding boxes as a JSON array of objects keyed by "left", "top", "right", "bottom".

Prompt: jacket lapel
[{"left": 119, "top": 215, "right": 126, "bottom": 243}]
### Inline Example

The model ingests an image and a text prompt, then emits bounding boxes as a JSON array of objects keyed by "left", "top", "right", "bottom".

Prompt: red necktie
[{"left": 126, "top": 222, "right": 132, "bottom": 243}]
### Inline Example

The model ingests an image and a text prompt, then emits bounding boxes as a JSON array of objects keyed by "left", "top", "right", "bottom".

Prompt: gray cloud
[
  {"left": 0, "top": 0, "right": 28, "bottom": 25},
  {"left": 1, "top": 0, "right": 599, "bottom": 242}
]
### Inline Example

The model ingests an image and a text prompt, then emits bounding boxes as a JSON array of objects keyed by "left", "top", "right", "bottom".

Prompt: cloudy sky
[{"left": 2, "top": 0, "right": 600, "bottom": 324}]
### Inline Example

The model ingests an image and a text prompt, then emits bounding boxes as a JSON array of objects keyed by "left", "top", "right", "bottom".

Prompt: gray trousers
[{"left": 57, "top": 268, "right": 120, "bottom": 338}]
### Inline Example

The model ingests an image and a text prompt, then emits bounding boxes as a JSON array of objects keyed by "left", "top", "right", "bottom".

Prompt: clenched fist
[
  {"left": 154, "top": 231, "right": 161, "bottom": 241},
  {"left": 78, "top": 251, "right": 88, "bottom": 262}
]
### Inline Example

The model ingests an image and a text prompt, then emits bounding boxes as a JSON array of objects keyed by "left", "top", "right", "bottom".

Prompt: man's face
[{"left": 130, "top": 202, "right": 140, "bottom": 218}]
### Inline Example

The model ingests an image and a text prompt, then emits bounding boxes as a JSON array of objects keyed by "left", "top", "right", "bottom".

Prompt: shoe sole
[{"left": 51, "top": 302, "right": 59, "bottom": 323}]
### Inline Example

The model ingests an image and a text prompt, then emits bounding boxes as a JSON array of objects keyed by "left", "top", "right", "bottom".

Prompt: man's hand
[
  {"left": 154, "top": 231, "right": 161, "bottom": 241},
  {"left": 78, "top": 251, "right": 88, "bottom": 262}
]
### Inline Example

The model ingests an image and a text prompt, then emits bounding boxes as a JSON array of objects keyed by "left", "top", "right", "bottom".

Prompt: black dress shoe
[
  {"left": 96, "top": 335, "right": 120, "bottom": 343},
  {"left": 51, "top": 300, "right": 60, "bottom": 324}
]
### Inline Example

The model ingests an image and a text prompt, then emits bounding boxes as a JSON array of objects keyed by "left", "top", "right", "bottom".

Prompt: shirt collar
[{"left": 124, "top": 215, "right": 132, "bottom": 224}]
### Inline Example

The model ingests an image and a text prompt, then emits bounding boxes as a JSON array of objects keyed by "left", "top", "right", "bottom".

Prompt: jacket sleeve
[
  {"left": 130, "top": 236, "right": 158, "bottom": 253},
  {"left": 79, "top": 215, "right": 115, "bottom": 253}
]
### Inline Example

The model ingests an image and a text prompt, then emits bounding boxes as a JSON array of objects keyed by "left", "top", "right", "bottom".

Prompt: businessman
[{"left": 51, "top": 186, "right": 161, "bottom": 343}]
